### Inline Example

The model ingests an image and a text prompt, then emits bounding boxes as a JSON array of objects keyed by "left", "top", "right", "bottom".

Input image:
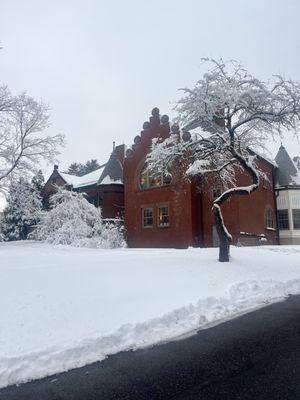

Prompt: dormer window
[{"left": 139, "top": 163, "right": 171, "bottom": 190}]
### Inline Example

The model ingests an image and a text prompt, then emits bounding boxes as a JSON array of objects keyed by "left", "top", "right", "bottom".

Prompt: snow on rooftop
[
  {"left": 60, "top": 165, "right": 106, "bottom": 189},
  {"left": 100, "top": 176, "right": 122, "bottom": 185}
]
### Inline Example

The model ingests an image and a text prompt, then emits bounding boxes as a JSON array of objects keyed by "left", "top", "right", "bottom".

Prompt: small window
[
  {"left": 158, "top": 206, "right": 170, "bottom": 227},
  {"left": 212, "top": 188, "right": 221, "bottom": 199},
  {"left": 142, "top": 208, "right": 153, "bottom": 228},
  {"left": 265, "top": 208, "right": 275, "bottom": 229},
  {"left": 292, "top": 209, "right": 300, "bottom": 229},
  {"left": 278, "top": 210, "right": 289, "bottom": 230}
]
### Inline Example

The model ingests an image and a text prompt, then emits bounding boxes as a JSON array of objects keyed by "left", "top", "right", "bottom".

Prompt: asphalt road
[{"left": 1, "top": 295, "right": 300, "bottom": 400}]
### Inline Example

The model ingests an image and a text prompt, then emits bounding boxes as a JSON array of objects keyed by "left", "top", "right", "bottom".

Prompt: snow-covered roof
[
  {"left": 249, "top": 149, "right": 277, "bottom": 168},
  {"left": 60, "top": 165, "right": 106, "bottom": 189},
  {"left": 58, "top": 149, "right": 124, "bottom": 189},
  {"left": 275, "top": 145, "right": 300, "bottom": 187},
  {"left": 98, "top": 150, "right": 123, "bottom": 185},
  {"left": 100, "top": 176, "right": 122, "bottom": 185}
]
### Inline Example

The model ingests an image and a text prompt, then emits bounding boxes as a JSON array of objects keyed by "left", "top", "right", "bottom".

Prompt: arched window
[
  {"left": 139, "top": 163, "right": 172, "bottom": 190},
  {"left": 265, "top": 208, "right": 275, "bottom": 229}
]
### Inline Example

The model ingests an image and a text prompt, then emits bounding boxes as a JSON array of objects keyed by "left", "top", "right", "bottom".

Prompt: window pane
[
  {"left": 143, "top": 208, "right": 153, "bottom": 228},
  {"left": 139, "top": 162, "right": 171, "bottom": 190},
  {"left": 149, "top": 174, "right": 162, "bottom": 188},
  {"left": 158, "top": 206, "right": 169, "bottom": 227},
  {"left": 265, "top": 208, "right": 274, "bottom": 228},
  {"left": 140, "top": 172, "right": 148, "bottom": 190},
  {"left": 163, "top": 173, "right": 172, "bottom": 185},
  {"left": 292, "top": 209, "right": 300, "bottom": 229},
  {"left": 278, "top": 210, "right": 289, "bottom": 230}
]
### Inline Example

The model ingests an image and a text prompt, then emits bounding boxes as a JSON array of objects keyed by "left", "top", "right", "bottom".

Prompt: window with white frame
[
  {"left": 292, "top": 209, "right": 300, "bottom": 229},
  {"left": 157, "top": 206, "right": 170, "bottom": 227},
  {"left": 142, "top": 208, "right": 154, "bottom": 228},
  {"left": 278, "top": 209, "right": 289, "bottom": 230},
  {"left": 265, "top": 208, "right": 275, "bottom": 229}
]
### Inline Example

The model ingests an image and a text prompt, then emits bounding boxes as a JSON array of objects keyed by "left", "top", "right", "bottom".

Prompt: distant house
[
  {"left": 274, "top": 145, "right": 300, "bottom": 244},
  {"left": 42, "top": 145, "right": 125, "bottom": 220},
  {"left": 123, "top": 108, "right": 279, "bottom": 249}
]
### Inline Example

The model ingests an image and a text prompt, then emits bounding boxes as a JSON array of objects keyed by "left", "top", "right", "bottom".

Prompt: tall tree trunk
[
  {"left": 212, "top": 149, "right": 260, "bottom": 262},
  {"left": 213, "top": 203, "right": 230, "bottom": 262}
]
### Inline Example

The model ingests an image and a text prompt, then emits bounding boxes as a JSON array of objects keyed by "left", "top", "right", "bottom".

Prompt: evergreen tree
[
  {"left": 67, "top": 159, "right": 100, "bottom": 176},
  {"left": 83, "top": 159, "right": 100, "bottom": 175},
  {"left": 1, "top": 178, "right": 43, "bottom": 241},
  {"left": 31, "top": 170, "right": 45, "bottom": 193},
  {"left": 67, "top": 162, "right": 84, "bottom": 176}
]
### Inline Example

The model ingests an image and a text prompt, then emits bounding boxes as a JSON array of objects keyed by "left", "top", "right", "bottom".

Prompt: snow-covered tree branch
[
  {"left": 31, "top": 188, "right": 125, "bottom": 248},
  {"left": 147, "top": 58, "right": 300, "bottom": 262},
  {"left": 0, "top": 85, "right": 64, "bottom": 191}
]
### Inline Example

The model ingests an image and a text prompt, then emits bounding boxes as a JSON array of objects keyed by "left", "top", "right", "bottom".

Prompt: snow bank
[{"left": 1, "top": 242, "right": 300, "bottom": 388}]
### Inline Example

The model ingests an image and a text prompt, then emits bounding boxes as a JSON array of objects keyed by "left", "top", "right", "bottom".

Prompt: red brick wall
[
  {"left": 98, "top": 185, "right": 124, "bottom": 219},
  {"left": 200, "top": 158, "right": 278, "bottom": 246},
  {"left": 124, "top": 111, "right": 195, "bottom": 248},
  {"left": 41, "top": 170, "right": 69, "bottom": 209},
  {"left": 124, "top": 109, "right": 278, "bottom": 249}
]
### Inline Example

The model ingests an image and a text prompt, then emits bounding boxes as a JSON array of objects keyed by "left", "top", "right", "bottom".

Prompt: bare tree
[
  {"left": 148, "top": 59, "right": 300, "bottom": 262},
  {"left": 0, "top": 85, "right": 64, "bottom": 191}
]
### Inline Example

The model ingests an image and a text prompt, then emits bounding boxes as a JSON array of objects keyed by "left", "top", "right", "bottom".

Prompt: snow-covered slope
[{"left": 1, "top": 242, "right": 300, "bottom": 388}]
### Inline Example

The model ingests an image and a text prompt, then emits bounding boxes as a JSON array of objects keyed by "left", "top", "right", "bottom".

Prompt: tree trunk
[
  {"left": 213, "top": 203, "right": 230, "bottom": 262},
  {"left": 212, "top": 148, "right": 259, "bottom": 263}
]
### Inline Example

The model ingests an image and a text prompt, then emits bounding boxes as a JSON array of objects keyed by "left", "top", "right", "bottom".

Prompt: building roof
[
  {"left": 60, "top": 165, "right": 106, "bottom": 188},
  {"left": 274, "top": 145, "right": 300, "bottom": 187},
  {"left": 98, "top": 150, "right": 123, "bottom": 185},
  {"left": 57, "top": 149, "right": 123, "bottom": 189}
]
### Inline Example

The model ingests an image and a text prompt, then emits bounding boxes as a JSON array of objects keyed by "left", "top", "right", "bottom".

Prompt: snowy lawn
[{"left": 1, "top": 241, "right": 300, "bottom": 388}]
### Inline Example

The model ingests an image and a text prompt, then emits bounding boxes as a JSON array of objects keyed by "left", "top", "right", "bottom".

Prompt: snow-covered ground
[{"left": 1, "top": 242, "right": 300, "bottom": 388}]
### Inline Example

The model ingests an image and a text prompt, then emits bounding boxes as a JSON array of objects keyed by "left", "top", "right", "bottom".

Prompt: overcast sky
[{"left": 1, "top": 0, "right": 300, "bottom": 178}]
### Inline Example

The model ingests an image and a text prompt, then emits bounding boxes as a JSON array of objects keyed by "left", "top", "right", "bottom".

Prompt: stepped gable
[{"left": 125, "top": 107, "right": 174, "bottom": 159}]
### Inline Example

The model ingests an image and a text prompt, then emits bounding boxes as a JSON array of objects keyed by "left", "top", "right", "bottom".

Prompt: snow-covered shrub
[
  {"left": 0, "top": 215, "right": 4, "bottom": 242},
  {"left": 31, "top": 188, "right": 125, "bottom": 248},
  {"left": 1, "top": 178, "right": 43, "bottom": 241}
]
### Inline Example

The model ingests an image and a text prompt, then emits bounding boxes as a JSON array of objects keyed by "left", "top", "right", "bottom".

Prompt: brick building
[
  {"left": 42, "top": 144, "right": 125, "bottom": 220},
  {"left": 123, "top": 108, "right": 279, "bottom": 248}
]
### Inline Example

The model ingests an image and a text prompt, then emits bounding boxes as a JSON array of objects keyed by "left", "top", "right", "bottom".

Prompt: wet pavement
[{"left": 1, "top": 295, "right": 300, "bottom": 399}]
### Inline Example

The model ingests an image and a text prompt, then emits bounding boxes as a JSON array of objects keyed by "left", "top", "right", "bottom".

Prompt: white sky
[{"left": 1, "top": 0, "right": 300, "bottom": 189}]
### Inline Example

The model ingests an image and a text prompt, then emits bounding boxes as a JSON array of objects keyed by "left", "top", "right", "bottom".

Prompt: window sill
[
  {"left": 138, "top": 184, "right": 171, "bottom": 191},
  {"left": 266, "top": 227, "right": 277, "bottom": 231}
]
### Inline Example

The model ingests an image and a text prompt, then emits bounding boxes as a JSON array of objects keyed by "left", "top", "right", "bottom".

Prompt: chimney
[{"left": 54, "top": 165, "right": 58, "bottom": 170}]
